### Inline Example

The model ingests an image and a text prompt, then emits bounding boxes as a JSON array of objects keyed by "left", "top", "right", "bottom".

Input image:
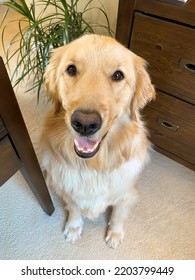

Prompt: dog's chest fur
[{"left": 42, "top": 153, "right": 143, "bottom": 219}]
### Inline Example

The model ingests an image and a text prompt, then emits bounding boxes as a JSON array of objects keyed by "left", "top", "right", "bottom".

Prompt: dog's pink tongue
[{"left": 74, "top": 136, "right": 100, "bottom": 153}]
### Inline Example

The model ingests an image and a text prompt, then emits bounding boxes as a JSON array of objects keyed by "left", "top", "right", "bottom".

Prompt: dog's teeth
[
  {"left": 74, "top": 139, "right": 79, "bottom": 147},
  {"left": 94, "top": 142, "right": 99, "bottom": 149},
  {"left": 74, "top": 139, "right": 100, "bottom": 154}
]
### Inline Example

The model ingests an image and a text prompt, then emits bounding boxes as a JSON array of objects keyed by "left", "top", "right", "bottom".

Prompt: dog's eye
[
  {"left": 112, "top": 70, "right": 124, "bottom": 81},
  {"left": 66, "top": 65, "right": 77, "bottom": 77}
]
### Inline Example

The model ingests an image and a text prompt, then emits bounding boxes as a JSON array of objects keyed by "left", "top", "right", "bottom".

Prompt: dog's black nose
[{"left": 71, "top": 110, "right": 102, "bottom": 136}]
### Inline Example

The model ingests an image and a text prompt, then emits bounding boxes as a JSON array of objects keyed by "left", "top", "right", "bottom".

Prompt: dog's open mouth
[{"left": 74, "top": 136, "right": 102, "bottom": 158}]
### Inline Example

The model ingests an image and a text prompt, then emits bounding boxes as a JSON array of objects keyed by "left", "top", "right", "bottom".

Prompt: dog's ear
[
  {"left": 44, "top": 48, "right": 62, "bottom": 113},
  {"left": 131, "top": 56, "right": 156, "bottom": 120}
]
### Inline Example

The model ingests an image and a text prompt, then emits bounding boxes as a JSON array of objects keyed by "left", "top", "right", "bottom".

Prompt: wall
[
  {"left": 76, "top": 0, "right": 119, "bottom": 34},
  {"left": 26, "top": 0, "right": 119, "bottom": 35}
]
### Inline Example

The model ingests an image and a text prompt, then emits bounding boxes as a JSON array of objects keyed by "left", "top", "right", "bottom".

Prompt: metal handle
[
  {"left": 158, "top": 118, "right": 179, "bottom": 132},
  {"left": 179, "top": 59, "right": 195, "bottom": 74}
]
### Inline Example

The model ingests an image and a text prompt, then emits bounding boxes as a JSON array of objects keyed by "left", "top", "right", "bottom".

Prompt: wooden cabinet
[
  {"left": 0, "top": 57, "right": 54, "bottom": 214},
  {"left": 116, "top": 0, "right": 195, "bottom": 170},
  {"left": 130, "top": 12, "right": 195, "bottom": 104},
  {"left": 144, "top": 91, "right": 195, "bottom": 166},
  {"left": 0, "top": 135, "right": 21, "bottom": 184}
]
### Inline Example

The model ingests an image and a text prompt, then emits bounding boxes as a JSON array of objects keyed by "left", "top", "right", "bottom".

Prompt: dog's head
[{"left": 44, "top": 34, "right": 155, "bottom": 159}]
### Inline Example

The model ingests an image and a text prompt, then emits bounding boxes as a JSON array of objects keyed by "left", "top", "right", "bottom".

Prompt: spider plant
[{"left": 0, "top": 0, "right": 113, "bottom": 100}]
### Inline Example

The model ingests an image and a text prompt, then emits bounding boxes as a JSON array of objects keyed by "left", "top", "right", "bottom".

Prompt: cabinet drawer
[
  {"left": 0, "top": 136, "right": 21, "bottom": 186},
  {"left": 143, "top": 91, "right": 195, "bottom": 165},
  {"left": 130, "top": 13, "right": 195, "bottom": 104}
]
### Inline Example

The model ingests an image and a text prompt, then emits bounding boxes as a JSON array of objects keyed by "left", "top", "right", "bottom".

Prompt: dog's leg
[
  {"left": 106, "top": 194, "right": 138, "bottom": 249},
  {"left": 63, "top": 204, "right": 83, "bottom": 244}
]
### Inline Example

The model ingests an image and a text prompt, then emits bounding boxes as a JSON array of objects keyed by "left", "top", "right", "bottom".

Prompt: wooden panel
[
  {"left": 0, "top": 136, "right": 21, "bottom": 186},
  {"left": 130, "top": 13, "right": 195, "bottom": 104},
  {"left": 0, "top": 57, "right": 54, "bottom": 215},
  {"left": 142, "top": 91, "right": 195, "bottom": 166},
  {"left": 135, "top": 0, "right": 195, "bottom": 27},
  {"left": 0, "top": 116, "right": 7, "bottom": 139},
  {"left": 116, "top": 0, "right": 136, "bottom": 47}
]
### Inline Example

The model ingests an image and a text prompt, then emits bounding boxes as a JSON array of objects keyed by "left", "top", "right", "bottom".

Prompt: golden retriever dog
[{"left": 40, "top": 34, "right": 156, "bottom": 248}]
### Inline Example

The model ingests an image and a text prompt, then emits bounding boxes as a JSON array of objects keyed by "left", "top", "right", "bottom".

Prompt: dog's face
[{"left": 44, "top": 35, "right": 155, "bottom": 159}]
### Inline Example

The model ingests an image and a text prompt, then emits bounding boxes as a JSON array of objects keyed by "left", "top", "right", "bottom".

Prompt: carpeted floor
[{"left": 0, "top": 86, "right": 195, "bottom": 260}]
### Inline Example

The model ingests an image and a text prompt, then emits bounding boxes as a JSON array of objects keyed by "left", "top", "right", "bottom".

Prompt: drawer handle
[
  {"left": 179, "top": 59, "right": 195, "bottom": 74},
  {"left": 158, "top": 118, "right": 179, "bottom": 132}
]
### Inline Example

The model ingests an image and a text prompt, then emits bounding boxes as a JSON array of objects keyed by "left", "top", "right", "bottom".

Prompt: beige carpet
[{"left": 0, "top": 85, "right": 195, "bottom": 260}]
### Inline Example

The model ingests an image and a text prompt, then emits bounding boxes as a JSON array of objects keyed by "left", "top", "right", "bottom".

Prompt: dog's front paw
[
  {"left": 63, "top": 223, "right": 83, "bottom": 244},
  {"left": 105, "top": 229, "right": 124, "bottom": 249}
]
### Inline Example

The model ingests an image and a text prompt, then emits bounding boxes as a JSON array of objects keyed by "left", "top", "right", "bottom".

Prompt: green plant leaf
[{"left": 0, "top": 0, "right": 113, "bottom": 101}]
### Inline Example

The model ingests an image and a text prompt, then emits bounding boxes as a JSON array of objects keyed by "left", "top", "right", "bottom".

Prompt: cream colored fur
[{"left": 40, "top": 34, "right": 156, "bottom": 248}]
